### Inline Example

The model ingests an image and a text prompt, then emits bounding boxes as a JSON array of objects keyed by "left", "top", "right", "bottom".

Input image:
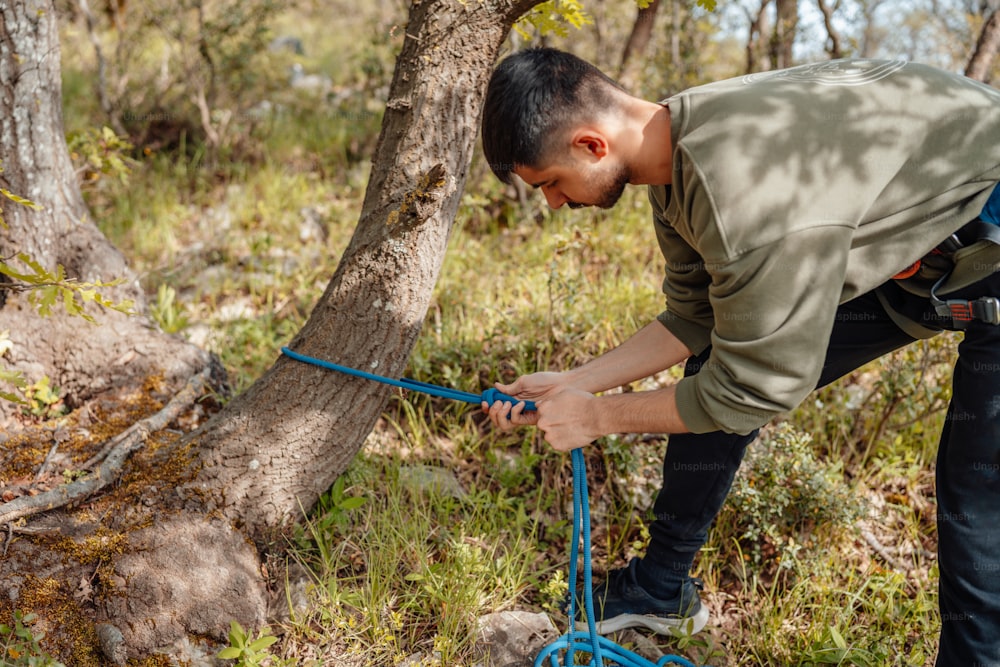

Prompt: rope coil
[
  {"left": 533, "top": 449, "right": 698, "bottom": 667},
  {"left": 281, "top": 347, "right": 700, "bottom": 667}
]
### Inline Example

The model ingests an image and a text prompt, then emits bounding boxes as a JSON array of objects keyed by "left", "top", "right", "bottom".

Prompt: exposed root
[{"left": 0, "top": 367, "right": 212, "bottom": 529}]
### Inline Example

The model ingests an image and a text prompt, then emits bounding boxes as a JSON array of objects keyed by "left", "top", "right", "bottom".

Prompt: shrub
[{"left": 713, "top": 424, "right": 866, "bottom": 570}]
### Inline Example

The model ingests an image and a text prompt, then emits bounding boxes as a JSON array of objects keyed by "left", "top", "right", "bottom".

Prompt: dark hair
[{"left": 482, "top": 48, "right": 625, "bottom": 184}]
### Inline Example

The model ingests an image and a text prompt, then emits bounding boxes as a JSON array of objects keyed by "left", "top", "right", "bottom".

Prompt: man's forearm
[
  {"left": 593, "top": 384, "right": 691, "bottom": 436},
  {"left": 566, "top": 321, "right": 692, "bottom": 394}
]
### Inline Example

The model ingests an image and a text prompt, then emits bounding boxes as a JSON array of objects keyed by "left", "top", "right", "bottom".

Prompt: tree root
[{"left": 0, "top": 366, "right": 212, "bottom": 528}]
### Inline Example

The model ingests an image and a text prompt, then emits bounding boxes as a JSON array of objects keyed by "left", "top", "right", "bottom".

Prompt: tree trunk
[
  {"left": 770, "top": 0, "right": 797, "bottom": 69},
  {"left": 816, "top": 0, "right": 843, "bottom": 59},
  {"left": 745, "top": 0, "right": 772, "bottom": 73},
  {"left": 617, "top": 0, "right": 660, "bottom": 89},
  {"left": 1, "top": 0, "right": 544, "bottom": 661},
  {"left": 966, "top": 7, "right": 1000, "bottom": 83},
  {"left": 0, "top": 0, "right": 212, "bottom": 424}
]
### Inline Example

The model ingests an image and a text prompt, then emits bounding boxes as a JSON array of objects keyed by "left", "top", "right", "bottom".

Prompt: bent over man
[{"left": 480, "top": 49, "right": 1000, "bottom": 666}]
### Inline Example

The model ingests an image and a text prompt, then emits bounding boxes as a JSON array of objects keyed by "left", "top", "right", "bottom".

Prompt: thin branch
[
  {"left": 77, "top": 0, "right": 124, "bottom": 134},
  {"left": 0, "top": 366, "right": 211, "bottom": 529},
  {"left": 33, "top": 441, "right": 60, "bottom": 482},
  {"left": 816, "top": 0, "right": 843, "bottom": 58}
]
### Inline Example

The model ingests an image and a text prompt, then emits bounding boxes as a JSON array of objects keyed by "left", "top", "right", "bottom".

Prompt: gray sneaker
[{"left": 573, "top": 558, "right": 709, "bottom": 636}]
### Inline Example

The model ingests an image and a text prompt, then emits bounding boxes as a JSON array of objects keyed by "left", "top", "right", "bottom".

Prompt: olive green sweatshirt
[{"left": 650, "top": 59, "right": 1000, "bottom": 435}]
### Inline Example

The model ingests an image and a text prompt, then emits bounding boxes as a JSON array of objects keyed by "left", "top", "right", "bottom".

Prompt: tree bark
[
  {"left": 816, "top": 0, "right": 843, "bottom": 59},
  {"left": 1, "top": 0, "right": 545, "bottom": 661},
  {"left": 0, "top": 0, "right": 212, "bottom": 424},
  {"left": 770, "top": 0, "right": 797, "bottom": 69},
  {"left": 745, "top": 0, "right": 772, "bottom": 73},
  {"left": 966, "top": 7, "right": 1000, "bottom": 83},
  {"left": 617, "top": 0, "right": 661, "bottom": 89}
]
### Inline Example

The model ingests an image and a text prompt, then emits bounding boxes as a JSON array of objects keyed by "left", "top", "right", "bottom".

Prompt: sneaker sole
[{"left": 576, "top": 604, "right": 710, "bottom": 637}]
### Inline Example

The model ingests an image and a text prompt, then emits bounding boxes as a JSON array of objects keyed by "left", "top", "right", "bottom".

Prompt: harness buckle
[{"left": 930, "top": 271, "right": 1000, "bottom": 328}]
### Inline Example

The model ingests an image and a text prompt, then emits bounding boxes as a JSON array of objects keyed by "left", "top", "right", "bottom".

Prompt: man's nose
[{"left": 542, "top": 187, "right": 566, "bottom": 209}]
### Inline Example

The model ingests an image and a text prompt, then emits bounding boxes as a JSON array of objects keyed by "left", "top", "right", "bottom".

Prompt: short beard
[{"left": 593, "top": 163, "right": 631, "bottom": 209}]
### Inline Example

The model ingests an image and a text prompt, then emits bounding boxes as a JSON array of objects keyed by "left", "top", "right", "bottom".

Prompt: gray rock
[
  {"left": 473, "top": 611, "right": 559, "bottom": 667},
  {"left": 398, "top": 465, "right": 467, "bottom": 500}
]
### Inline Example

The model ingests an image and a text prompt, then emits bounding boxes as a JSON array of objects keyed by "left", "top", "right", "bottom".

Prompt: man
[{"left": 479, "top": 48, "right": 1000, "bottom": 666}]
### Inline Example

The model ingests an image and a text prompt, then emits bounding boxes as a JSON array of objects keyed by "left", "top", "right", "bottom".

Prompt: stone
[{"left": 473, "top": 610, "right": 560, "bottom": 667}]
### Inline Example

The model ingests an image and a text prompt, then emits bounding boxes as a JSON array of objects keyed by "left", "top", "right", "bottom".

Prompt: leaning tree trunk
[
  {"left": 0, "top": 0, "right": 212, "bottom": 424},
  {"left": 181, "top": 0, "right": 544, "bottom": 539},
  {"left": 2, "top": 0, "right": 545, "bottom": 661},
  {"left": 965, "top": 7, "right": 1000, "bottom": 83}
]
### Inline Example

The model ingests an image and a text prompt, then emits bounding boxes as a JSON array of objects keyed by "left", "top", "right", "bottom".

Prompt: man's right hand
[{"left": 481, "top": 371, "right": 568, "bottom": 432}]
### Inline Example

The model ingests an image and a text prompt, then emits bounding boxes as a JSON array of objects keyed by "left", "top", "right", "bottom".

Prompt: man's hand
[
  {"left": 481, "top": 322, "right": 694, "bottom": 451},
  {"left": 481, "top": 371, "right": 567, "bottom": 432},
  {"left": 482, "top": 373, "right": 603, "bottom": 452}
]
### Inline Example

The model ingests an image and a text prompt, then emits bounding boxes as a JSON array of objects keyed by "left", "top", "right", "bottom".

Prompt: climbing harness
[
  {"left": 927, "top": 220, "right": 1000, "bottom": 329},
  {"left": 891, "top": 183, "right": 1000, "bottom": 330},
  {"left": 281, "top": 346, "right": 701, "bottom": 667}
]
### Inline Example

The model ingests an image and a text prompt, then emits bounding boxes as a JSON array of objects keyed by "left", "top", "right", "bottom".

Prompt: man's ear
[{"left": 570, "top": 129, "right": 609, "bottom": 160}]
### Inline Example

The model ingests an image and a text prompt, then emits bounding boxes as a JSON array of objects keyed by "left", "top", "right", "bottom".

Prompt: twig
[
  {"left": 34, "top": 441, "right": 60, "bottom": 482},
  {"left": 2, "top": 522, "right": 12, "bottom": 558},
  {"left": 0, "top": 367, "right": 211, "bottom": 527},
  {"left": 861, "top": 527, "right": 909, "bottom": 572}
]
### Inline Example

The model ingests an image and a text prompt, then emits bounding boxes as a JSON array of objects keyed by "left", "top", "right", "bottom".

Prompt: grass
[
  {"left": 285, "top": 453, "right": 550, "bottom": 665},
  {"left": 54, "top": 4, "right": 958, "bottom": 665}
]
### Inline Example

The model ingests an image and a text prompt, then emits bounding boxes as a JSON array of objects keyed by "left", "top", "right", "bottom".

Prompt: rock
[
  {"left": 96, "top": 623, "right": 126, "bottom": 666},
  {"left": 473, "top": 611, "right": 559, "bottom": 667},
  {"left": 397, "top": 465, "right": 466, "bottom": 500}
]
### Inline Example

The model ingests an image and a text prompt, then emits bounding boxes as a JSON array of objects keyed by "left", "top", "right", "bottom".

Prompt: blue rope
[
  {"left": 281, "top": 346, "right": 533, "bottom": 411},
  {"left": 280, "top": 346, "right": 699, "bottom": 667},
  {"left": 533, "top": 448, "right": 699, "bottom": 667}
]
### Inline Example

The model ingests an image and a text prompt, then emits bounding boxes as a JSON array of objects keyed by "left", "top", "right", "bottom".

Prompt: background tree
[
  {"left": 0, "top": 2, "right": 212, "bottom": 431},
  {"left": 965, "top": 0, "right": 1000, "bottom": 81},
  {"left": 618, "top": 0, "right": 662, "bottom": 87}
]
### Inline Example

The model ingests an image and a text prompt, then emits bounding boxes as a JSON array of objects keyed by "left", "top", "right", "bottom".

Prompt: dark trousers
[{"left": 641, "top": 275, "right": 1000, "bottom": 666}]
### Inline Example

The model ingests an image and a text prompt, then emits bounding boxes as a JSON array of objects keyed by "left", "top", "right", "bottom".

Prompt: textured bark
[
  {"left": 180, "top": 0, "right": 544, "bottom": 544},
  {"left": 966, "top": 8, "right": 1000, "bottom": 83},
  {"left": 0, "top": 0, "right": 212, "bottom": 423}
]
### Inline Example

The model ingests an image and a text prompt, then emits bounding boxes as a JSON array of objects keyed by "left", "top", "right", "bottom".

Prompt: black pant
[{"left": 641, "top": 276, "right": 1000, "bottom": 666}]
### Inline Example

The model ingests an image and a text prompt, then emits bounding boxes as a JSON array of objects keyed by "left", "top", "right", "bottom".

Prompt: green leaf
[
  {"left": 227, "top": 620, "right": 246, "bottom": 647},
  {"left": 248, "top": 634, "right": 278, "bottom": 651},
  {"left": 217, "top": 646, "right": 242, "bottom": 659},
  {"left": 829, "top": 625, "right": 847, "bottom": 650},
  {"left": 33, "top": 285, "right": 59, "bottom": 317},
  {"left": 339, "top": 496, "right": 366, "bottom": 511},
  {"left": 0, "top": 188, "right": 42, "bottom": 210}
]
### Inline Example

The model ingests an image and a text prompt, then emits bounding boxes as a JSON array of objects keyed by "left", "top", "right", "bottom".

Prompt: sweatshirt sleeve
[
  {"left": 674, "top": 224, "right": 853, "bottom": 435},
  {"left": 650, "top": 188, "right": 715, "bottom": 356},
  {"left": 653, "top": 171, "right": 855, "bottom": 435}
]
